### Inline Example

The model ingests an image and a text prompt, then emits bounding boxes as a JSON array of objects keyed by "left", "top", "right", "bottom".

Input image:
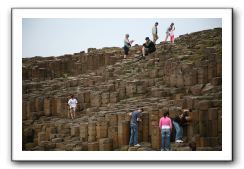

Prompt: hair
[
  {"left": 183, "top": 111, "right": 188, "bottom": 117},
  {"left": 155, "top": 22, "right": 158, "bottom": 25},
  {"left": 71, "top": 94, "right": 74, "bottom": 98},
  {"left": 125, "top": 34, "right": 129, "bottom": 38},
  {"left": 168, "top": 23, "right": 175, "bottom": 31},
  {"left": 163, "top": 111, "right": 169, "bottom": 117},
  {"left": 145, "top": 37, "right": 150, "bottom": 40},
  {"left": 138, "top": 108, "right": 144, "bottom": 112}
]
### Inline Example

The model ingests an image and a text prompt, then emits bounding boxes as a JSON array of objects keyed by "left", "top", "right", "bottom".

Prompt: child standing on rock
[{"left": 159, "top": 111, "right": 172, "bottom": 151}]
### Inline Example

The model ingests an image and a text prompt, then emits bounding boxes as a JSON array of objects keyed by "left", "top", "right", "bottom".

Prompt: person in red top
[{"left": 159, "top": 111, "right": 172, "bottom": 151}]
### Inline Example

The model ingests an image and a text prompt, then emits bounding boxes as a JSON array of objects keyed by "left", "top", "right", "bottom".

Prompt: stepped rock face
[{"left": 22, "top": 28, "right": 222, "bottom": 151}]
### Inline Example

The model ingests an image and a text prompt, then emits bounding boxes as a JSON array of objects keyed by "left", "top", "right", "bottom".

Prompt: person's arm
[
  {"left": 129, "top": 40, "right": 134, "bottom": 45},
  {"left": 124, "top": 39, "right": 131, "bottom": 48},
  {"left": 137, "top": 113, "right": 142, "bottom": 122},
  {"left": 169, "top": 118, "right": 172, "bottom": 132},
  {"left": 185, "top": 116, "right": 191, "bottom": 122},
  {"left": 68, "top": 99, "right": 71, "bottom": 106},
  {"left": 159, "top": 119, "right": 162, "bottom": 132},
  {"left": 75, "top": 99, "right": 78, "bottom": 107}
]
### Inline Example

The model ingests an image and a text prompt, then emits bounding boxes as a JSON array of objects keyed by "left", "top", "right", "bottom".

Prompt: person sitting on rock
[
  {"left": 141, "top": 37, "right": 156, "bottom": 59},
  {"left": 123, "top": 34, "right": 134, "bottom": 59},
  {"left": 172, "top": 109, "right": 191, "bottom": 143},
  {"left": 68, "top": 94, "right": 78, "bottom": 120},
  {"left": 159, "top": 111, "right": 172, "bottom": 151},
  {"left": 128, "top": 107, "right": 144, "bottom": 147}
]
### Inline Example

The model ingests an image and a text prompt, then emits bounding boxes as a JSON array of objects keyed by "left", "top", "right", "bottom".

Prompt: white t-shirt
[
  {"left": 152, "top": 26, "right": 157, "bottom": 35},
  {"left": 68, "top": 98, "right": 78, "bottom": 108}
]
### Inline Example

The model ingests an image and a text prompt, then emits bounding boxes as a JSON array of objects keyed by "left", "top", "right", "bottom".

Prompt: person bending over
[
  {"left": 172, "top": 109, "right": 191, "bottom": 143},
  {"left": 128, "top": 107, "right": 144, "bottom": 147}
]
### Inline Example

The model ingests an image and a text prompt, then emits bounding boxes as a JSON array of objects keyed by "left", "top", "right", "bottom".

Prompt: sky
[{"left": 22, "top": 18, "right": 222, "bottom": 58}]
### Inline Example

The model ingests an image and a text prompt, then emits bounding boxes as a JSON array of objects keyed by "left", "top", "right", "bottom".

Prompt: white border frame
[{"left": 12, "top": 8, "right": 232, "bottom": 161}]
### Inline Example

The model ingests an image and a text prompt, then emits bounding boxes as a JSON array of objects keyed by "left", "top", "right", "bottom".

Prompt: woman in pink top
[
  {"left": 169, "top": 28, "right": 175, "bottom": 44},
  {"left": 159, "top": 111, "right": 172, "bottom": 151}
]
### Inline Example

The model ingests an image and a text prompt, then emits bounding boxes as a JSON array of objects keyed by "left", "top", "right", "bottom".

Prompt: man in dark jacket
[
  {"left": 172, "top": 109, "right": 191, "bottom": 143},
  {"left": 142, "top": 37, "right": 156, "bottom": 58}
]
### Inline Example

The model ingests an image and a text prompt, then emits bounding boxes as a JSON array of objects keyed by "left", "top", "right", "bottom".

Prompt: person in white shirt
[
  {"left": 68, "top": 95, "right": 78, "bottom": 119},
  {"left": 123, "top": 34, "right": 134, "bottom": 59},
  {"left": 152, "top": 22, "right": 159, "bottom": 43}
]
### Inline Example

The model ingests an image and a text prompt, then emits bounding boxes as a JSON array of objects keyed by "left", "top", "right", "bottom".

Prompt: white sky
[{"left": 22, "top": 18, "right": 222, "bottom": 58}]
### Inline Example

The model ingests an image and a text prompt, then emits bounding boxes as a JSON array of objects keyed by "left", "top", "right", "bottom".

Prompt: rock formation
[{"left": 22, "top": 28, "right": 222, "bottom": 151}]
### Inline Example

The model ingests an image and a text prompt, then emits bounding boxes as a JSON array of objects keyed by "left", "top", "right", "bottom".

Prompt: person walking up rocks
[
  {"left": 163, "top": 22, "right": 175, "bottom": 43},
  {"left": 68, "top": 94, "right": 78, "bottom": 119},
  {"left": 152, "top": 22, "right": 159, "bottom": 43}
]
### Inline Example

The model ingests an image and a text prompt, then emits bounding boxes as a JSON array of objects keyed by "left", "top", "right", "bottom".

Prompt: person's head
[
  {"left": 145, "top": 37, "right": 150, "bottom": 42},
  {"left": 138, "top": 108, "right": 144, "bottom": 113},
  {"left": 163, "top": 111, "right": 169, "bottom": 118},
  {"left": 71, "top": 94, "right": 74, "bottom": 99},
  {"left": 183, "top": 109, "right": 189, "bottom": 117},
  {"left": 155, "top": 22, "right": 158, "bottom": 26},
  {"left": 170, "top": 22, "right": 174, "bottom": 27},
  {"left": 125, "top": 34, "right": 129, "bottom": 38},
  {"left": 179, "top": 109, "right": 188, "bottom": 118}
]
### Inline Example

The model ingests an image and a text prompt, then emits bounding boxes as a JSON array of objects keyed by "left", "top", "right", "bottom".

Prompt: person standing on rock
[
  {"left": 163, "top": 23, "right": 175, "bottom": 43},
  {"left": 123, "top": 34, "right": 134, "bottom": 59},
  {"left": 172, "top": 109, "right": 191, "bottom": 143},
  {"left": 128, "top": 108, "right": 144, "bottom": 147},
  {"left": 141, "top": 37, "right": 156, "bottom": 59},
  {"left": 159, "top": 111, "right": 172, "bottom": 151},
  {"left": 152, "top": 22, "right": 159, "bottom": 43},
  {"left": 68, "top": 94, "right": 78, "bottom": 119},
  {"left": 169, "top": 25, "right": 175, "bottom": 44}
]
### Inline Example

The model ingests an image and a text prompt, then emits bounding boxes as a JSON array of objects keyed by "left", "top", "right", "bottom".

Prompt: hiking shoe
[
  {"left": 176, "top": 140, "right": 184, "bottom": 143},
  {"left": 134, "top": 144, "right": 141, "bottom": 147},
  {"left": 175, "top": 140, "right": 183, "bottom": 143}
]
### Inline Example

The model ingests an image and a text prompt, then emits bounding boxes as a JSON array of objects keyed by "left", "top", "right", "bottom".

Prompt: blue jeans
[
  {"left": 173, "top": 121, "right": 183, "bottom": 140},
  {"left": 129, "top": 123, "right": 138, "bottom": 146},
  {"left": 161, "top": 128, "right": 171, "bottom": 151}
]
